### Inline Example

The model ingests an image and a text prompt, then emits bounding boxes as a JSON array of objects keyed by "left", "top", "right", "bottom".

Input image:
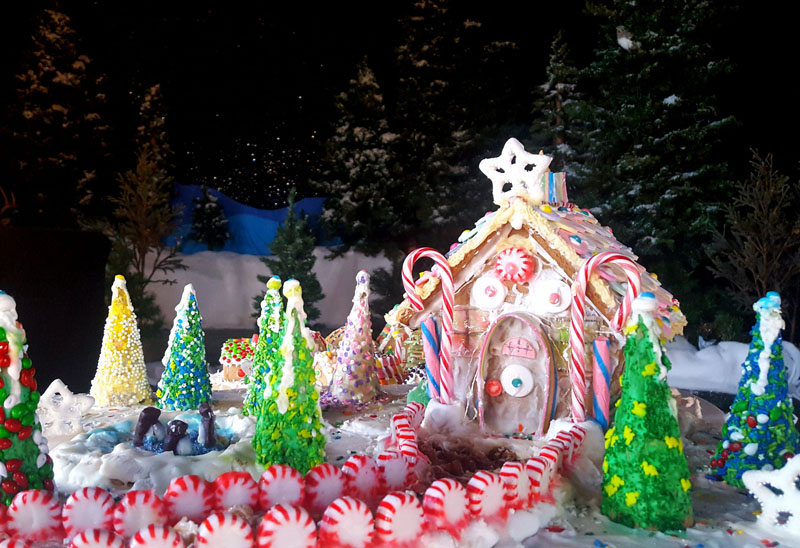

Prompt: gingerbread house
[{"left": 389, "top": 138, "right": 686, "bottom": 435}]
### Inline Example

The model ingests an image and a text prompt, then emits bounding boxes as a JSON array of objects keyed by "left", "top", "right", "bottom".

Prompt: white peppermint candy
[
  {"left": 214, "top": 471, "right": 259, "bottom": 511},
  {"left": 259, "top": 465, "right": 304, "bottom": 510},
  {"left": 196, "top": 512, "right": 254, "bottom": 548},
  {"left": 375, "top": 491, "right": 424, "bottom": 546},
  {"left": 129, "top": 524, "right": 184, "bottom": 548},
  {"left": 163, "top": 475, "right": 215, "bottom": 524},
  {"left": 303, "top": 463, "right": 345, "bottom": 518},
  {"left": 62, "top": 487, "right": 115, "bottom": 540},
  {"left": 113, "top": 490, "right": 167, "bottom": 538},
  {"left": 256, "top": 504, "right": 316, "bottom": 548},
  {"left": 467, "top": 471, "right": 506, "bottom": 521},
  {"left": 68, "top": 529, "right": 126, "bottom": 548},
  {"left": 341, "top": 455, "right": 378, "bottom": 504},
  {"left": 422, "top": 478, "right": 469, "bottom": 539},
  {"left": 318, "top": 496, "right": 374, "bottom": 548},
  {"left": 6, "top": 489, "right": 63, "bottom": 542}
]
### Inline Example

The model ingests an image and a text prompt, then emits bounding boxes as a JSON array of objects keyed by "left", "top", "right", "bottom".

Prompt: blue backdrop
[{"left": 166, "top": 185, "right": 335, "bottom": 255}]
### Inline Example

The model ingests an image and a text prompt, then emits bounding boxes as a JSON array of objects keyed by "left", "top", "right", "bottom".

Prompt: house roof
[{"left": 394, "top": 141, "right": 687, "bottom": 340}]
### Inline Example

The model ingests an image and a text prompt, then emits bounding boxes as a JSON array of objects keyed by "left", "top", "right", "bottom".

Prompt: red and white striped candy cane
[
  {"left": 569, "top": 251, "right": 641, "bottom": 422},
  {"left": 402, "top": 247, "right": 455, "bottom": 404}
]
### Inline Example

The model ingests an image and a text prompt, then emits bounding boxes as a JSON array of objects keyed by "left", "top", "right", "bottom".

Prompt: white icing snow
[
  {"left": 162, "top": 283, "right": 200, "bottom": 368},
  {"left": 750, "top": 297, "right": 785, "bottom": 396},
  {"left": 0, "top": 292, "right": 24, "bottom": 410}
]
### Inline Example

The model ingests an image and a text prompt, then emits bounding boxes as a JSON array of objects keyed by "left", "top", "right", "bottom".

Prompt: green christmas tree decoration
[
  {"left": 0, "top": 291, "right": 55, "bottom": 506},
  {"left": 189, "top": 186, "right": 231, "bottom": 251},
  {"left": 256, "top": 188, "right": 324, "bottom": 322},
  {"left": 243, "top": 276, "right": 284, "bottom": 416},
  {"left": 252, "top": 279, "right": 326, "bottom": 475},
  {"left": 157, "top": 284, "right": 212, "bottom": 411},
  {"left": 710, "top": 292, "right": 799, "bottom": 487},
  {"left": 601, "top": 292, "right": 693, "bottom": 531}
]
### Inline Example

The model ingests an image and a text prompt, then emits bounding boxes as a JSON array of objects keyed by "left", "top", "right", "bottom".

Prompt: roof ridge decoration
[{"left": 479, "top": 138, "right": 555, "bottom": 207}]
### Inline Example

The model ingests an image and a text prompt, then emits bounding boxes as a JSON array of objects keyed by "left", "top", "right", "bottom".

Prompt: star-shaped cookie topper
[
  {"left": 479, "top": 138, "right": 552, "bottom": 207},
  {"left": 742, "top": 454, "right": 800, "bottom": 536},
  {"left": 38, "top": 378, "right": 95, "bottom": 437}
]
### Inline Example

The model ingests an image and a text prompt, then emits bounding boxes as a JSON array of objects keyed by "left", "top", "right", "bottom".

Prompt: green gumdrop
[
  {"left": 21, "top": 412, "right": 35, "bottom": 427},
  {"left": 10, "top": 404, "right": 26, "bottom": 419},
  {"left": 0, "top": 426, "right": 9, "bottom": 438},
  {"left": 407, "top": 383, "right": 431, "bottom": 406},
  {"left": 0, "top": 387, "right": 7, "bottom": 401},
  {"left": 732, "top": 400, "right": 747, "bottom": 413},
  {"left": 0, "top": 327, "right": 5, "bottom": 340},
  {"left": 21, "top": 357, "right": 32, "bottom": 369},
  {"left": 770, "top": 407, "right": 782, "bottom": 421}
]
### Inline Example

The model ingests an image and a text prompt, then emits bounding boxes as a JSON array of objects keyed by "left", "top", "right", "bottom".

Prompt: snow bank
[
  {"left": 666, "top": 336, "right": 800, "bottom": 400},
  {"left": 150, "top": 249, "right": 391, "bottom": 331}
]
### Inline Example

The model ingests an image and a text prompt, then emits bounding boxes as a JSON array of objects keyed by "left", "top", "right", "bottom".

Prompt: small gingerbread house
[{"left": 389, "top": 138, "right": 686, "bottom": 435}]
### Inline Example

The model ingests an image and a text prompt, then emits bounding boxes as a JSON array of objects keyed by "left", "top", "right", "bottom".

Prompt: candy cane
[
  {"left": 402, "top": 248, "right": 455, "bottom": 404},
  {"left": 592, "top": 337, "right": 611, "bottom": 429},
  {"left": 569, "top": 252, "right": 641, "bottom": 422}
]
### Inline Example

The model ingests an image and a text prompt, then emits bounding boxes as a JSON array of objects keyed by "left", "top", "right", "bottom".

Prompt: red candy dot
[
  {"left": 4, "top": 418, "right": 21, "bottom": 433},
  {"left": 549, "top": 292, "right": 561, "bottom": 305},
  {"left": 0, "top": 439, "right": 11, "bottom": 450},
  {"left": 785, "top": 452, "right": 795, "bottom": 461},
  {"left": 43, "top": 478, "right": 54, "bottom": 491},
  {"left": 486, "top": 379, "right": 503, "bottom": 397},
  {"left": 12, "top": 472, "right": 28, "bottom": 489},
  {"left": 18, "top": 426, "right": 33, "bottom": 440},
  {"left": 730, "top": 442, "right": 742, "bottom": 452},
  {"left": 5, "top": 459, "right": 22, "bottom": 472},
  {"left": 747, "top": 415, "right": 757, "bottom": 428},
  {"left": 1, "top": 480, "right": 19, "bottom": 495},
  {"left": 237, "top": 369, "right": 245, "bottom": 378}
]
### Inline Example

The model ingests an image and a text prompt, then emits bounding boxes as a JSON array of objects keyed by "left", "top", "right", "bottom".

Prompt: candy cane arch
[
  {"left": 569, "top": 252, "right": 641, "bottom": 422},
  {"left": 402, "top": 247, "right": 455, "bottom": 404}
]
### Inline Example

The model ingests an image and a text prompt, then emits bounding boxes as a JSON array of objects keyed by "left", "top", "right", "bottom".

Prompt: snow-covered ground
[
  {"left": 149, "top": 249, "right": 391, "bottom": 330},
  {"left": 667, "top": 336, "right": 800, "bottom": 400}
]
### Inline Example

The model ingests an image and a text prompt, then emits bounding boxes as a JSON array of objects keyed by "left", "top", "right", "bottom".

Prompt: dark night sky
[{"left": 2, "top": 1, "right": 799, "bottom": 204}]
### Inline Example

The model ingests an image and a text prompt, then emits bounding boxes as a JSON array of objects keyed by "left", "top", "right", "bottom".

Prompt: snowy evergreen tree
[
  {"left": 530, "top": 31, "right": 589, "bottom": 179},
  {"left": 566, "top": 0, "right": 738, "bottom": 324},
  {"left": 710, "top": 292, "right": 799, "bottom": 487},
  {"left": 7, "top": 8, "right": 111, "bottom": 227},
  {"left": 257, "top": 188, "right": 324, "bottom": 322},
  {"left": 189, "top": 186, "right": 230, "bottom": 251},
  {"left": 134, "top": 83, "right": 172, "bottom": 169}
]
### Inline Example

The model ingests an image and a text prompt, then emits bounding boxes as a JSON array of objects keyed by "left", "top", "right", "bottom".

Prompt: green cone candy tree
[
  {"left": 252, "top": 279, "right": 325, "bottom": 475},
  {"left": 0, "top": 291, "right": 54, "bottom": 506},
  {"left": 710, "top": 292, "right": 799, "bottom": 486},
  {"left": 243, "top": 276, "right": 284, "bottom": 416},
  {"left": 602, "top": 292, "right": 693, "bottom": 531},
  {"left": 157, "top": 284, "right": 212, "bottom": 411}
]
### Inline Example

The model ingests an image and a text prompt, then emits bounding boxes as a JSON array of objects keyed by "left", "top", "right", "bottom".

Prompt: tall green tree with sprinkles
[
  {"left": 252, "top": 279, "right": 325, "bottom": 475},
  {"left": 602, "top": 292, "right": 693, "bottom": 531},
  {"left": 0, "top": 291, "right": 54, "bottom": 506},
  {"left": 243, "top": 276, "right": 284, "bottom": 416},
  {"left": 710, "top": 292, "right": 799, "bottom": 486},
  {"left": 157, "top": 284, "right": 212, "bottom": 411}
]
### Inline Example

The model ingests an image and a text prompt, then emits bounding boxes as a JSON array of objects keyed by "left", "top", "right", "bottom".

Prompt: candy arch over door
[{"left": 476, "top": 312, "right": 558, "bottom": 436}]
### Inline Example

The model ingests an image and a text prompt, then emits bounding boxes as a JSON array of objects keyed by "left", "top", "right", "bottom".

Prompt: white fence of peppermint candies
[{"left": 0, "top": 403, "right": 587, "bottom": 548}]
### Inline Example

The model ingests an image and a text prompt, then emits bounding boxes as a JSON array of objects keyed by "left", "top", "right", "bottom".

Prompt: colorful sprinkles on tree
[
  {"left": 710, "top": 292, "right": 799, "bottom": 487},
  {"left": 0, "top": 290, "right": 54, "bottom": 506},
  {"left": 243, "top": 276, "right": 283, "bottom": 416},
  {"left": 90, "top": 275, "right": 152, "bottom": 407},
  {"left": 156, "top": 284, "right": 212, "bottom": 411},
  {"left": 252, "top": 279, "right": 326, "bottom": 475}
]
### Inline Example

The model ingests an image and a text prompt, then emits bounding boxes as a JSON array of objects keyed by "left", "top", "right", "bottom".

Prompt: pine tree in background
[
  {"left": 710, "top": 292, "right": 799, "bottom": 487},
  {"left": 90, "top": 275, "right": 152, "bottom": 406},
  {"left": 602, "top": 293, "right": 693, "bottom": 531},
  {"left": 243, "top": 276, "right": 284, "bottom": 416},
  {"left": 257, "top": 188, "right": 324, "bottom": 322},
  {"left": 134, "top": 83, "right": 172, "bottom": 168},
  {"left": 189, "top": 186, "right": 231, "bottom": 251},
  {"left": 318, "top": 58, "right": 406, "bottom": 259},
  {"left": 565, "top": 0, "right": 738, "bottom": 330},
  {"left": 0, "top": 291, "right": 55, "bottom": 506},
  {"left": 157, "top": 284, "right": 212, "bottom": 411},
  {"left": 708, "top": 154, "right": 800, "bottom": 341},
  {"left": 252, "top": 280, "right": 326, "bottom": 475},
  {"left": 530, "top": 31, "right": 589, "bottom": 180},
  {"left": 104, "top": 147, "right": 184, "bottom": 338},
  {"left": 6, "top": 8, "right": 111, "bottom": 227}
]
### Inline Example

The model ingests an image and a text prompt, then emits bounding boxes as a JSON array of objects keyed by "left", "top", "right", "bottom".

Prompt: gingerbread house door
[{"left": 477, "top": 312, "right": 557, "bottom": 436}]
